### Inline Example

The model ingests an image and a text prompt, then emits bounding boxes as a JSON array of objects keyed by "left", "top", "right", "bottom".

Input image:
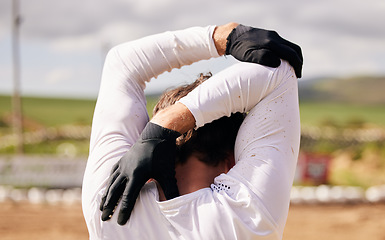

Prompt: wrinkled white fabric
[{"left": 82, "top": 25, "right": 300, "bottom": 240}]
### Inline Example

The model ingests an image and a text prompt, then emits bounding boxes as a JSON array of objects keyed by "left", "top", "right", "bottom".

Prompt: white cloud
[
  {"left": 49, "top": 34, "right": 99, "bottom": 53},
  {"left": 131, "top": 0, "right": 176, "bottom": 16},
  {"left": 145, "top": 56, "right": 238, "bottom": 95},
  {"left": 44, "top": 68, "right": 73, "bottom": 85},
  {"left": 98, "top": 21, "right": 147, "bottom": 46},
  {"left": 1, "top": 0, "right": 385, "bottom": 97},
  {"left": 0, "top": 64, "right": 13, "bottom": 94}
]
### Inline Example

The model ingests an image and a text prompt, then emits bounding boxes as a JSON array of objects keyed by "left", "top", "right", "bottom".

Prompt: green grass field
[
  {"left": 0, "top": 95, "right": 96, "bottom": 127},
  {"left": 1, "top": 95, "right": 385, "bottom": 128},
  {"left": 299, "top": 102, "right": 385, "bottom": 128},
  {"left": 1, "top": 95, "right": 384, "bottom": 187}
]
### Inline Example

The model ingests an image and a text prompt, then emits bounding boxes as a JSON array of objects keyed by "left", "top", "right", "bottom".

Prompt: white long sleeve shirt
[{"left": 82, "top": 25, "right": 300, "bottom": 240}]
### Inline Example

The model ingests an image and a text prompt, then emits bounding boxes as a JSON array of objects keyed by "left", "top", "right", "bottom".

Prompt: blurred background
[{"left": 0, "top": 0, "right": 384, "bottom": 239}]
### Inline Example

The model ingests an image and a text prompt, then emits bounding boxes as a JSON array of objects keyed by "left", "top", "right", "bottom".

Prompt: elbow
[
  {"left": 103, "top": 45, "right": 127, "bottom": 70},
  {"left": 104, "top": 46, "right": 119, "bottom": 63}
]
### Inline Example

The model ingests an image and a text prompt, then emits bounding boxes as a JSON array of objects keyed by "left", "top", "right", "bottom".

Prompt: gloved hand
[
  {"left": 99, "top": 122, "right": 181, "bottom": 225},
  {"left": 226, "top": 24, "right": 303, "bottom": 78}
]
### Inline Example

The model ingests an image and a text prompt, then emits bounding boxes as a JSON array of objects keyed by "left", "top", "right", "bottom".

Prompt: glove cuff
[
  {"left": 225, "top": 24, "right": 252, "bottom": 55},
  {"left": 141, "top": 122, "right": 181, "bottom": 141}
]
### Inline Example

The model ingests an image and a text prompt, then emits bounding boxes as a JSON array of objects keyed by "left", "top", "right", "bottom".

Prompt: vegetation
[
  {"left": 299, "top": 102, "right": 385, "bottom": 128},
  {"left": 1, "top": 78, "right": 385, "bottom": 188},
  {"left": 0, "top": 95, "right": 96, "bottom": 127},
  {"left": 299, "top": 75, "right": 385, "bottom": 105}
]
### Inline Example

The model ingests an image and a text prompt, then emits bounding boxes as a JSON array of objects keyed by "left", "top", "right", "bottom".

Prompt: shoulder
[{"left": 233, "top": 60, "right": 295, "bottom": 77}]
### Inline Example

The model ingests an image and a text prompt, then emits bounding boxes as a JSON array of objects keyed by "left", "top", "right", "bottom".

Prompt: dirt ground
[{"left": 1, "top": 202, "right": 385, "bottom": 240}]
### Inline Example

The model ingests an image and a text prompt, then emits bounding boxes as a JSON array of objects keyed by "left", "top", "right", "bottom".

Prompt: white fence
[
  {"left": 0, "top": 125, "right": 91, "bottom": 149},
  {"left": 0, "top": 156, "right": 86, "bottom": 188},
  {"left": 0, "top": 186, "right": 82, "bottom": 205},
  {"left": 0, "top": 125, "right": 384, "bottom": 204},
  {"left": 301, "top": 125, "right": 385, "bottom": 142},
  {"left": 1, "top": 125, "right": 384, "bottom": 151},
  {"left": 1, "top": 156, "right": 385, "bottom": 204},
  {"left": 291, "top": 185, "right": 385, "bottom": 204}
]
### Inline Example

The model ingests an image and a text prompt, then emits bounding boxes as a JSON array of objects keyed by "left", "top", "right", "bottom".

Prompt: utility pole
[{"left": 12, "top": 0, "right": 24, "bottom": 154}]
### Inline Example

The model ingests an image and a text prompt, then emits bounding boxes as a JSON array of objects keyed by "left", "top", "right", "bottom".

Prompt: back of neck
[{"left": 156, "top": 155, "right": 230, "bottom": 201}]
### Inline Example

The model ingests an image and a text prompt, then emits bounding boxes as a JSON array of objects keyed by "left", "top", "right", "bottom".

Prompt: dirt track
[{"left": 1, "top": 202, "right": 385, "bottom": 240}]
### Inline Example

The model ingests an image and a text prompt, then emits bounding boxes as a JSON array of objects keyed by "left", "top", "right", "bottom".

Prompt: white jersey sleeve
[
  {"left": 178, "top": 60, "right": 300, "bottom": 237},
  {"left": 82, "top": 25, "right": 220, "bottom": 238},
  {"left": 83, "top": 24, "right": 300, "bottom": 240}
]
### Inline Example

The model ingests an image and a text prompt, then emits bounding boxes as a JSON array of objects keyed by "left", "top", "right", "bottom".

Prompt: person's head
[{"left": 153, "top": 73, "right": 245, "bottom": 167}]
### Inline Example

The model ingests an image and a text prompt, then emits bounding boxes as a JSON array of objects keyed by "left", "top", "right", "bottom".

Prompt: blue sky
[{"left": 1, "top": 0, "right": 384, "bottom": 98}]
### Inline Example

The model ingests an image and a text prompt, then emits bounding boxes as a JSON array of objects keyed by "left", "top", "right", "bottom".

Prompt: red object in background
[{"left": 296, "top": 152, "right": 331, "bottom": 185}]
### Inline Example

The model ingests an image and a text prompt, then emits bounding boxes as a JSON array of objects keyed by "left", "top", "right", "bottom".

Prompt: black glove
[
  {"left": 99, "top": 122, "right": 181, "bottom": 225},
  {"left": 226, "top": 24, "right": 303, "bottom": 78}
]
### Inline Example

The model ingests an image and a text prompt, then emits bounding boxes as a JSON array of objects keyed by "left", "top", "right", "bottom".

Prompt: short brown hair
[{"left": 153, "top": 73, "right": 245, "bottom": 166}]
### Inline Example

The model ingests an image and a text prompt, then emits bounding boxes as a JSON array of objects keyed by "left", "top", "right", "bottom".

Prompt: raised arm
[
  {"left": 151, "top": 61, "right": 278, "bottom": 132},
  {"left": 91, "top": 24, "right": 221, "bottom": 147},
  {"left": 152, "top": 60, "right": 300, "bottom": 238},
  {"left": 83, "top": 25, "right": 223, "bottom": 226},
  {"left": 92, "top": 23, "right": 235, "bottom": 225},
  {"left": 96, "top": 23, "right": 303, "bottom": 227}
]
